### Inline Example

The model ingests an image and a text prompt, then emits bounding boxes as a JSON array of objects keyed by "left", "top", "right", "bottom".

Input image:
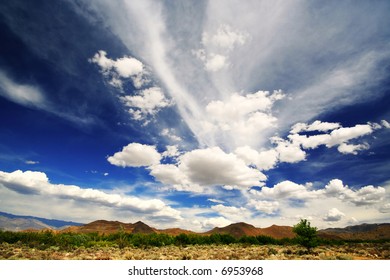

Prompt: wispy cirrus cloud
[{"left": 0, "top": 71, "right": 45, "bottom": 108}]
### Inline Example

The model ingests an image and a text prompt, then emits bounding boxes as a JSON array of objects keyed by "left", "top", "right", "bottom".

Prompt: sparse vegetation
[{"left": 0, "top": 229, "right": 389, "bottom": 260}]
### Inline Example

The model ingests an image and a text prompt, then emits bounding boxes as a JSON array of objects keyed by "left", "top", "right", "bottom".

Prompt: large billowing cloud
[
  {"left": 323, "top": 208, "right": 345, "bottom": 222},
  {"left": 149, "top": 147, "right": 267, "bottom": 191},
  {"left": 0, "top": 170, "right": 181, "bottom": 221}
]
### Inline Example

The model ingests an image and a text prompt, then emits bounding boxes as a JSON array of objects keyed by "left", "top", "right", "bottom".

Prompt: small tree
[{"left": 293, "top": 219, "right": 318, "bottom": 253}]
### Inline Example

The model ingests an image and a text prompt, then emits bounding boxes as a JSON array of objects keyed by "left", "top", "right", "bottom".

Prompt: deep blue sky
[{"left": 0, "top": 0, "right": 389, "bottom": 230}]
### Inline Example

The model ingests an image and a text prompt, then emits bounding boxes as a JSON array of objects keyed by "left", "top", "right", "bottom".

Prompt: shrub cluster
[{"left": 0, "top": 230, "right": 387, "bottom": 250}]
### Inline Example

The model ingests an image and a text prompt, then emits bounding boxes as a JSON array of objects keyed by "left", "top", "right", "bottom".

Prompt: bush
[{"left": 293, "top": 219, "right": 318, "bottom": 252}]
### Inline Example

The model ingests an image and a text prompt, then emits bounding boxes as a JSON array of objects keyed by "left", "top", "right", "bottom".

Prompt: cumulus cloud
[
  {"left": 274, "top": 140, "right": 307, "bottom": 163},
  {"left": 179, "top": 147, "right": 266, "bottom": 188},
  {"left": 250, "top": 181, "right": 318, "bottom": 200},
  {"left": 323, "top": 179, "right": 385, "bottom": 206},
  {"left": 202, "top": 90, "right": 284, "bottom": 149},
  {"left": 235, "top": 146, "right": 278, "bottom": 171},
  {"left": 89, "top": 50, "right": 146, "bottom": 89},
  {"left": 107, "top": 143, "right": 161, "bottom": 167},
  {"left": 0, "top": 170, "right": 181, "bottom": 220},
  {"left": 201, "top": 216, "right": 232, "bottom": 229},
  {"left": 162, "top": 145, "right": 181, "bottom": 159},
  {"left": 121, "top": 87, "right": 172, "bottom": 121},
  {"left": 287, "top": 121, "right": 379, "bottom": 155},
  {"left": 149, "top": 164, "right": 190, "bottom": 189},
  {"left": 211, "top": 204, "right": 251, "bottom": 221},
  {"left": 90, "top": 51, "right": 172, "bottom": 124},
  {"left": 250, "top": 178, "right": 386, "bottom": 208},
  {"left": 248, "top": 199, "right": 280, "bottom": 215},
  {"left": 323, "top": 208, "right": 345, "bottom": 222},
  {"left": 148, "top": 146, "right": 267, "bottom": 191},
  {"left": 337, "top": 143, "right": 369, "bottom": 155}
]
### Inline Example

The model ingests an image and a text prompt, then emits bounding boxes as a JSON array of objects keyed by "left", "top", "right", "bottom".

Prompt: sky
[{"left": 0, "top": 0, "right": 389, "bottom": 231}]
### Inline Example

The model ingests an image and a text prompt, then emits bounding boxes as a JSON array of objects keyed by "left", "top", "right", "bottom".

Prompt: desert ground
[{"left": 1, "top": 243, "right": 388, "bottom": 260}]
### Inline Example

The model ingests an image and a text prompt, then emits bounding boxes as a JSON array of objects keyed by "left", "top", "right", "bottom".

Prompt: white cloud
[
  {"left": 327, "top": 124, "right": 374, "bottom": 147},
  {"left": 89, "top": 50, "right": 145, "bottom": 89},
  {"left": 381, "top": 120, "right": 390, "bottom": 129},
  {"left": 337, "top": 143, "right": 369, "bottom": 155},
  {"left": 208, "top": 198, "right": 225, "bottom": 204},
  {"left": 195, "top": 24, "right": 248, "bottom": 72},
  {"left": 202, "top": 90, "right": 284, "bottom": 149},
  {"left": 290, "top": 120, "right": 341, "bottom": 134},
  {"left": 107, "top": 143, "right": 161, "bottom": 167},
  {"left": 379, "top": 203, "right": 390, "bottom": 213},
  {"left": 211, "top": 204, "right": 251, "bottom": 221},
  {"left": 323, "top": 208, "right": 345, "bottom": 222},
  {"left": 288, "top": 134, "right": 331, "bottom": 150},
  {"left": 25, "top": 160, "right": 39, "bottom": 165},
  {"left": 121, "top": 87, "right": 172, "bottom": 121},
  {"left": 204, "top": 53, "right": 227, "bottom": 72},
  {"left": 249, "top": 199, "right": 280, "bottom": 215},
  {"left": 161, "top": 128, "right": 182, "bottom": 142},
  {"left": 113, "top": 55, "right": 144, "bottom": 78},
  {"left": 287, "top": 121, "right": 379, "bottom": 155},
  {"left": 251, "top": 180, "right": 318, "bottom": 200},
  {"left": 0, "top": 170, "right": 181, "bottom": 221},
  {"left": 179, "top": 147, "right": 266, "bottom": 188},
  {"left": 234, "top": 146, "right": 278, "bottom": 171},
  {"left": 0, "top": 71, "right": 45, "bottom": 108},
  {"left": 202, "top": 24, "right": 248, "bottom": 50},
  {"left": 201, "top": 216, "right": 232, "bottom": 229},
  {"left": 162, "top": 145, "right": 180, "bottom": 158},
  {"left": 273, "top": 138, "right": 307, "bottom": 163},
  {"left": 149, "top": 164, "right": 190, "bottom": 188},
  {"left": 323, "top": 179, "right": 385, "bottom": 206},
  {"left": 149, "top": 146, "right": 267, "bottom": 191}
]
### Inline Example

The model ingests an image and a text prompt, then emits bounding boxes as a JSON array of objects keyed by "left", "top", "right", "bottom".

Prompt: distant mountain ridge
[
  {"left": 317, "top": 223, "right": 390, "bottom": 240},
  {"left": 0, "top": 211, "right": 83, "bottom": 231},
  {"left": 1, "top": 212, "right": 389, "bottom": 240},
  {"left": 205, "top": 222, "right": 295, "bottom": 239}
]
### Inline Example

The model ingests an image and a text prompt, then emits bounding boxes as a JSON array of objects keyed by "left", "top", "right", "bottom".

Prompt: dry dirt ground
[{"left": 1, "top": 243, "right": 389, "bottom": 260}]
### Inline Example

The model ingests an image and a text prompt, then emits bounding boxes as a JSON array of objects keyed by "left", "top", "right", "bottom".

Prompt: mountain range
[
  {"left": 0, "top": 211, "right": 83, "bottom": 231},
  {"left": 1, "top": 211, "right": 389, "bottom": 240}
]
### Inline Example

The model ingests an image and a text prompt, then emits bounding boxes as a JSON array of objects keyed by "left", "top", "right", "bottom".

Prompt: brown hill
[
  {"left": 61, "top": 220, "right": 137, "bottom": 234},
  {"left": 205, "top": 222, "right": 294, "bottom": 239},
  {"left": 132, "top": 221, "right": 156, "bottom": 234},
  {"left": 60, "top": 219, "right": 390, "bottom": 241},
  {"left": 260, "top": 225, "right": 295, "bottom": 239},
  {"left": 318, "top": 223, "right": 390, "bottom": 240},
  {"left": 206, "top": 222, "right": 261, "bottom": 238}
]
